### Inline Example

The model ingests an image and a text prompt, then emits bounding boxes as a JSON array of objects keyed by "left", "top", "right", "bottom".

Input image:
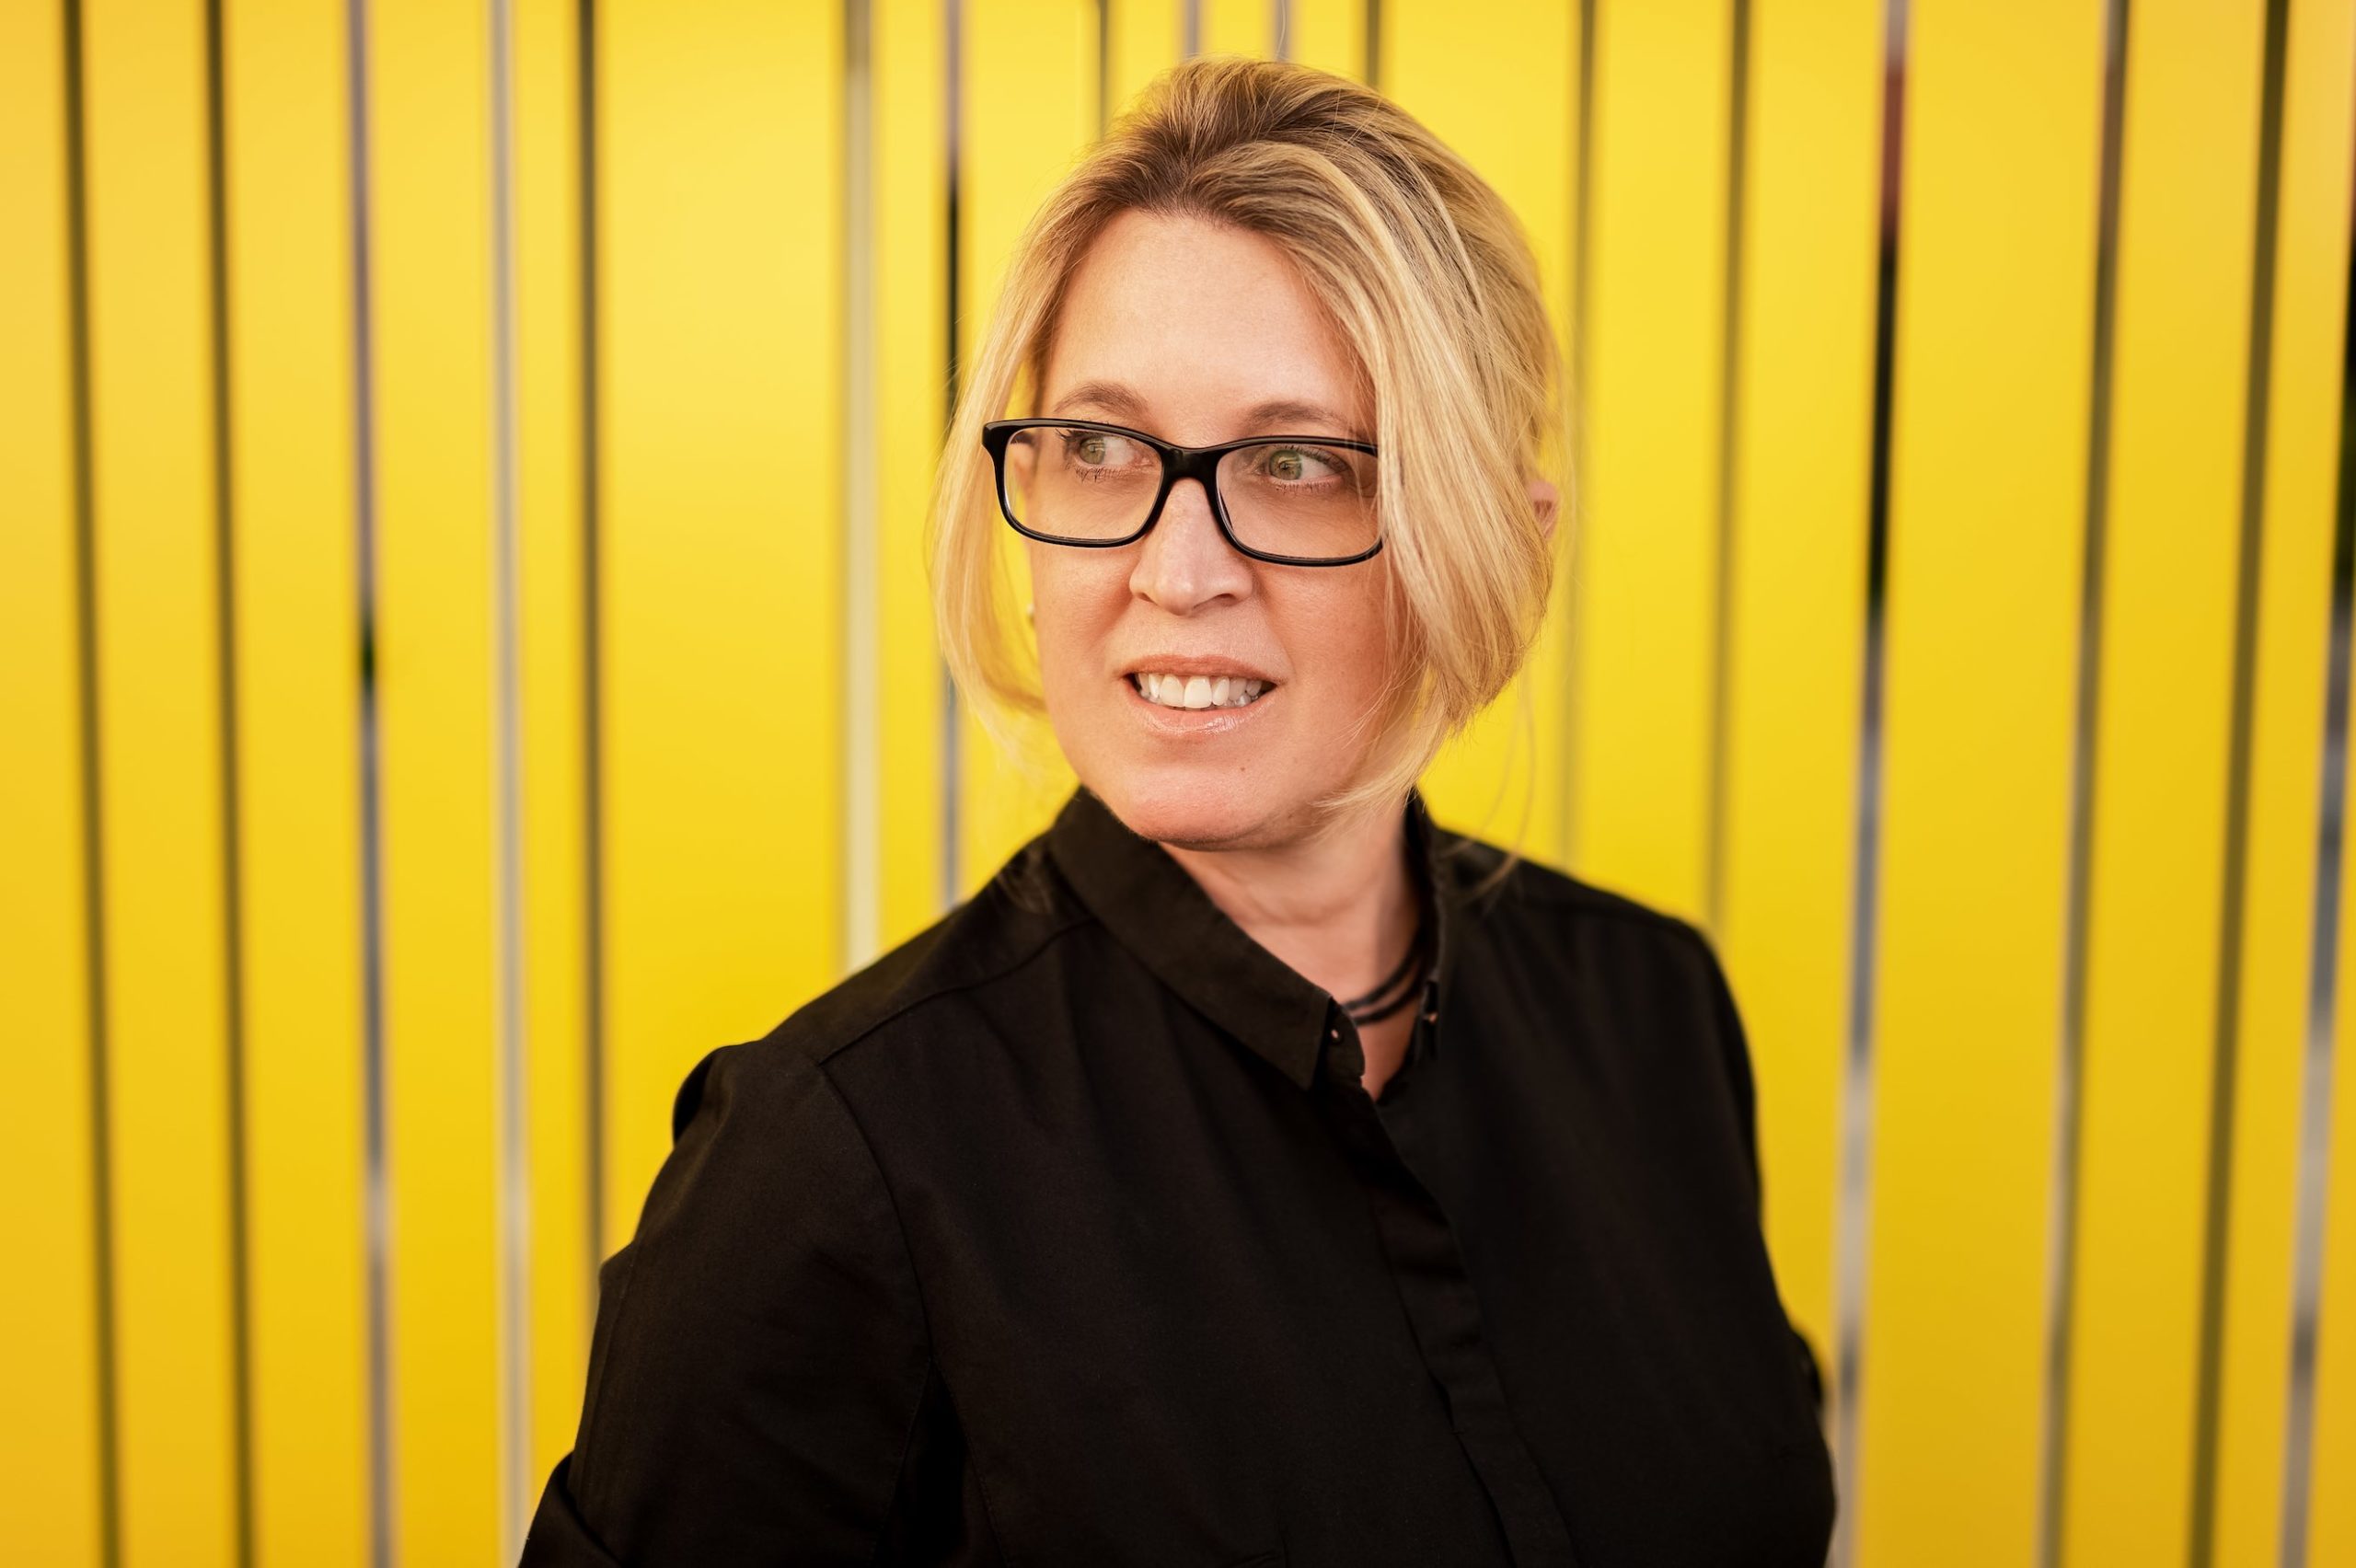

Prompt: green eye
[{"left": 1258, "top": 446, "right": 1339, "bottom": 482}]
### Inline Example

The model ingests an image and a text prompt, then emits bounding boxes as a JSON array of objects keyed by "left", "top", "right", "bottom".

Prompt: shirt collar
[{"left": 1044, "top": 781, "right": 1475, "bottom": 1090}]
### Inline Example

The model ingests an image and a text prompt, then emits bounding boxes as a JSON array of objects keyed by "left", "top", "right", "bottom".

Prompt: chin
[{"left": 1084, "top": 765, "right": 1285, "bottom": 851}]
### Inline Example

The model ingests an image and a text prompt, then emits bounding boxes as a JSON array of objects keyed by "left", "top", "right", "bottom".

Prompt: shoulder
[
  {"left": 1437, "top": 824, "right": 1756, "bottom": 1099},
  {"left": 674, "top": 837, "right": 1095, "bottom": 1133},
  {"left": 1430, "top": 822, "right": 1742, "bottom": 1081},
  {"left": 1435, "top": 821, "right": 1718, "bottom": 972},
  {"left": 1431, "top": 824, "right": 1761, "bottom": 1162}
]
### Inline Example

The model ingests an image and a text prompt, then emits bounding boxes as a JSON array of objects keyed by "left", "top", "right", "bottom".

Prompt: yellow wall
[{"left": 4, "top": 2, "right": 2353, "bottom": 1564}]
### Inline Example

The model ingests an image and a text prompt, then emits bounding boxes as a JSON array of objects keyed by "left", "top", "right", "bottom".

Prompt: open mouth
[{"left": 1127, "top": 671, "right": 1274, "bottom": 710}]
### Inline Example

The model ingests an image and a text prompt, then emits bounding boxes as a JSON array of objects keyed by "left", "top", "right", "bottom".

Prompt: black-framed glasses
[{"left": 981, "top": 418, "right": 1383, "bottom": 567}]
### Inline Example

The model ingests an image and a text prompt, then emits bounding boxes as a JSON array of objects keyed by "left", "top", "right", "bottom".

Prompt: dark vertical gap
[
  {"left": 2279, "top": 229, "right": 2356, "bottom": 1568},
  {"left": 341, "top": 0, "right": 391, "bottom": 1561},
  {"left": 1557, "top": 0, "right": 1595, "bottom": 866},
  {"left": 201, "top": 0, "right": 257, "bottom": 1562},
  {"left": 1273, "top": 0, "right": 1292, "bottom": 63},
  {"left": 1183, "top": 0, "right": 1201, "bottom": 60},
  {"left": 1096, "top": 0, "right": 1110, "bottom": 132},
  {"left": 61, "top": 0, "right": 120, "bottom": 1562},
  {"left": 2188, "top": 0, "right": 2292, "bottom": 1560},
  {"left": 1564, "top": 0, "right": 1601, "bottom": 866},
  {"left": 1362, "top": 0, "right": 1380, "bottom": 90},
  {"left": 2038, "top": 4, "right": 2131, "bottom": 1564},
  {"left": 941, "top": 0, "right": 964, "bottom": 912},
  {"left": 1704, "top": 0, "right": 1751, "bottom": 940},
  {"left": 577, "top": 0, "right": 607, "bottom": 1286},
  {"left": 1832, "top": 6, "right": 1906, "bottom": 1562}
]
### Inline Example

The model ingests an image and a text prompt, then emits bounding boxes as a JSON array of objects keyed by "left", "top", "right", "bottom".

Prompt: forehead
[{"left": 1042, "top": 209, "right": 1370, "bottom": 442}]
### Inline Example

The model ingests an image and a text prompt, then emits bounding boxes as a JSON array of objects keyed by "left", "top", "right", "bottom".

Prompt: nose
[{"left": 1129, "top": 474, "right": 1254, "bottom": 614}]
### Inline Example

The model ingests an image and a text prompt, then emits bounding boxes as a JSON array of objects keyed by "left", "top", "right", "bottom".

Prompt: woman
[{"left": 523, "top": 55, "right": 1832, "bottom": 1567}]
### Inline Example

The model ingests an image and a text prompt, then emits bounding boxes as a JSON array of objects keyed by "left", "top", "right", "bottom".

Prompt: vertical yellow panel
[
  {"left": 1719, "top": 0, "right": 1884, "bottom": 1410},
  {"left": 2059, "top": 3, "right": 2268, "bottom": 1560},
  {"left": 955, "top": 0, "right": 1095, "bottom": 897},
  {"left": 0, "top": 0, "right": 105, "bottom": 1561},
  {"left": 2237, "top": 2, "right": 2356, "bottom": 1562},
  {"left": 1567, "top": 0, "right": 1731, "bottom": 924},
  {"left": 1287, "top": 0, "right": 1368, "bottom": 83},
  {"left": 601, "top": 0, "right": 845, "bottom": 1241},
  {"left": 878, "top": 0, "right": 953, "bottom": 951},
  {"left": 1858, "top": 1, "right": 2105, "bottom": 1562},
  {"left": 84, "top": 0, "right": 242, "bottom": 1561},
  {"left": 1200, "top": 0, "right": 1272, "bottom": 59},
  {"left": 369, "top": 0, "right": 503, "bottom": 1558},
  {"left": 1383, "top": 0, "right": 1576, "bottom": 870},
  {"left": 515, "top": 0, "right": 594, "bottom": 1503},
  {"left": 1108, "top": 0, "right": 1183, "bottom": 113},
  {"left": 222, "top": 0, "right": 372, "bottom": 1563}
]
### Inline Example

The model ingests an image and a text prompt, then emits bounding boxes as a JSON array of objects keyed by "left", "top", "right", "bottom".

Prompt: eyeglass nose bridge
[{"left": 1137, "top": 444, "right": 1236, "bottom": 543}]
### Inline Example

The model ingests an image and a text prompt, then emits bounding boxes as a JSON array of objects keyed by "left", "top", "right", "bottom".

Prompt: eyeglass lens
[{"left": 1001, "top": 425, "right": 1378, "bottom": 561}]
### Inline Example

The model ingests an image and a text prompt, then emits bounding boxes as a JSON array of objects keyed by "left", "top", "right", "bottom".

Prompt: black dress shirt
[{"left": 520, "top": 783, "right": 1836, "bottom": 1567}]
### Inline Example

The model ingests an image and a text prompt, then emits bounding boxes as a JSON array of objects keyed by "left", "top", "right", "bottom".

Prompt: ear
[{"left": 1528, "top": 474, "right": 1561, "bottom": 545}]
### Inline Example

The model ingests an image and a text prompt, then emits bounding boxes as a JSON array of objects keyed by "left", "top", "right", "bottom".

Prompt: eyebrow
[{"left": 1046, "top": 379, "right": 1369, "bottom": 442}]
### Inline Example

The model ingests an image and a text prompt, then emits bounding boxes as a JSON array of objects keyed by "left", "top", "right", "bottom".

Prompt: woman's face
[{"left": 1025, "top": 209, "right": 1392, "bottom": 852}]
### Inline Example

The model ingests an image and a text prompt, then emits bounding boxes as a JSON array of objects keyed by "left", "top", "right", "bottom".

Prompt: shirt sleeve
[
  {"left": 518, "top": 1039, "right": 938, "bottom": 1565},
  {"left": 1680, "top": 921, "right": 1831, "bottom": 1431}
]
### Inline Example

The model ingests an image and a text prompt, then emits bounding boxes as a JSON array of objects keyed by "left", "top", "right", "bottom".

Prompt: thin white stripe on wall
[
  {"left": 1831, "top": 5, "right": 1911, "bottom": 1562},
  {"left": 2280, "top": 402, "right": 2353, "bottom": 1568},
  {"left": 488, "top": 0, "right": 536, "bottom": 1559},
  {"left": 343, "top": 0, "right": 397, "bottom": 1558},
  {"left": 845, "top": 0, "right": 883, "bottom": 974}
]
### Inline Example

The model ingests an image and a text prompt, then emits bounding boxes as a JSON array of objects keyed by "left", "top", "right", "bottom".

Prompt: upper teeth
[{"left": 1134, "top": 672, "right": 1269, "bottom": 709}]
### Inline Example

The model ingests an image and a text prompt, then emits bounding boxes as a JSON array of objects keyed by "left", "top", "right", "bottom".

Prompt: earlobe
[{"left": 1529, "top": 476, "right": 1560, "bottom": 544}]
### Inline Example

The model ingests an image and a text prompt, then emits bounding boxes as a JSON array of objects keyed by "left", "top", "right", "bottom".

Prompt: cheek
[
  {"left": 1026, "top": 547, "right": 1126, "bottom": 694},
  {"left": 1278, "top": 572, "right": 1392, "bottom": 698}
]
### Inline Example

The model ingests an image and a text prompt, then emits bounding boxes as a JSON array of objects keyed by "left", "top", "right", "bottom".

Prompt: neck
[{"left": 1161, "top": 798, "right": 1420, "bottom": 1009}]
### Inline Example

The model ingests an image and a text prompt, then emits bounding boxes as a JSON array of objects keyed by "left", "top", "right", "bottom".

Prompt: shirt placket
[{"left": 1312, "top": 1002, "right": 1584, "bottom": 1568}]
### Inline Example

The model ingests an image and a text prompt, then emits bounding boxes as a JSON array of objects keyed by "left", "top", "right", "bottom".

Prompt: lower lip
[{"left": 1121, "top": 675, "right": 1278, "bottom": 734}]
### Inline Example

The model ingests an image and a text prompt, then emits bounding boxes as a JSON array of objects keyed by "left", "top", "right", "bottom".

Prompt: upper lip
[{"left": 1119, "top": 653, "right": 1281, "bottom": 686}]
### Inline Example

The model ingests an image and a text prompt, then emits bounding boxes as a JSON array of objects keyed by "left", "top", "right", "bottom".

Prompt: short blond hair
[{"left": 929, "top": 53, "right": 1570, "bottom": 838}]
